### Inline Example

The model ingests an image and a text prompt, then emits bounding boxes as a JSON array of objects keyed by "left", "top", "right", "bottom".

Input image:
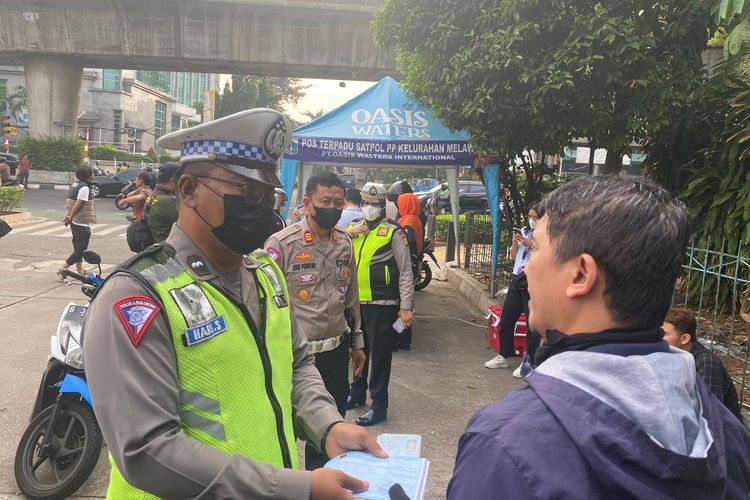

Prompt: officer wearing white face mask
[{"left": 345, "top": 183, "right": 414, "bottom": 426}]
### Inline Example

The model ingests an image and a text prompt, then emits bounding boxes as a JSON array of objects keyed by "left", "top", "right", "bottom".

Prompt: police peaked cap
[{"left": 156, "top": 108, "right": 291, "bottom": 187}]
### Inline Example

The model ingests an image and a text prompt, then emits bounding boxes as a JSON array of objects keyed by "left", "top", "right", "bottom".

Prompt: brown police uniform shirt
[
  {"left": 265, "top": 217, "right": 364, "bottom": 349},
  {"left": 82, "top": 224, "right": 343, "bottom": 499}
]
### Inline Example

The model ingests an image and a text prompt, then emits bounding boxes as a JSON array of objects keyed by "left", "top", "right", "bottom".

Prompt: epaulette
[{"left": 272, "top": 220, "right": 303, "bottom": 242}]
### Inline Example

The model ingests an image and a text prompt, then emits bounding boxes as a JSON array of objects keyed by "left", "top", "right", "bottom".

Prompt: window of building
[
  {"left": 102, "top": 69, "right": 121, "bottom": 91},
  {"left": 171, "top": 114, "right": 181, "bottom": 133},
  {"left": 154, "top": 102, "right": 166, "bottom": 140},
  {"left": 113, "top": 110, "right": 122, "bottom": 146}
]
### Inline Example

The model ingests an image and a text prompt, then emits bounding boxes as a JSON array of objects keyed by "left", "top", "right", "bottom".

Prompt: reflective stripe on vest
[
  {"left": 107, "top": 248, "right": 299, "bottom": 499},
  {"left": 351, "top": 222, "right": 399, "bottom": 302}
]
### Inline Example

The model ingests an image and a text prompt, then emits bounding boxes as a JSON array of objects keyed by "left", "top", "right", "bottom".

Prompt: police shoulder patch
[
  {"left": 266, "top": 246, "right": 282, "bottom": 263},
  {"left": 114, "top": 296, "right": 161, "bottom": 348}
]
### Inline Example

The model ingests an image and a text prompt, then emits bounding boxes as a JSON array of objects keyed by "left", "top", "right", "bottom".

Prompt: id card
[{"left": 392, "top": 318, "right": 405, "bottom": 333}]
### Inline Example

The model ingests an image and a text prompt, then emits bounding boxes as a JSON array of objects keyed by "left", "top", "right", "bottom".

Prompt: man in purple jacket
[{"left": 448, "top": 176, "right": 750, "bottom": 499}]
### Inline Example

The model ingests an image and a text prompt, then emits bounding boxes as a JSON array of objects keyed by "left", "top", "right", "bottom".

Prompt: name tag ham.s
[{"left": 182, "top": 316, "right": 228, "bottom": 346}]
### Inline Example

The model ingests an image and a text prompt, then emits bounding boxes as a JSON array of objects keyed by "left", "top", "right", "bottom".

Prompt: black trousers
[
  {"left": 305, "top": 340, "right": 349, "bottom": 470},
  {"left": 65, "top": 223, "right": 91, "bottom": 266},
  {"left": 349, "top": 303, "right": 399, "bottom": 413},
  {"left": 499, "top": 274, "right": 541, "bottom": 363},
  {"left": 17, "top": 172, "right": 29, "bottom": 188}
]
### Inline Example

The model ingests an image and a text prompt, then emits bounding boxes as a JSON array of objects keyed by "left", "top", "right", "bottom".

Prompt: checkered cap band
[{"left": 181, "top": 140, "right": 272, "bottom": 164}]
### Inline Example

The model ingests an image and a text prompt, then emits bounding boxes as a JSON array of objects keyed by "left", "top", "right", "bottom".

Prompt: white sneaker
[
  {"left": 512, "top": 365, "right": 523, "bottom": 379},
  {"left": 484, "top": 354, "right": 510, "bottom": 369}
]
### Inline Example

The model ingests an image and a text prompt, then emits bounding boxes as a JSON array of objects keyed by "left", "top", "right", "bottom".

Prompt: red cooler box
[{"left": 487, "top": 304, "right": 527, "bottom": 358}]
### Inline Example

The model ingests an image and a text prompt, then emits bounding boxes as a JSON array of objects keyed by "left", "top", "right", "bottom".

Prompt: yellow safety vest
[
  {"left": 350, "top": 220, "right": 400, "bottom": 302},
  {"left": 106, "top": 246, "right": 298, "bottom": 499}
]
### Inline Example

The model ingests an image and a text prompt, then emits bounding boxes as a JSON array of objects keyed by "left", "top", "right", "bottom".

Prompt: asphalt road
[{"left": 0, "top": 190, "right": 523, "bottom": 499}]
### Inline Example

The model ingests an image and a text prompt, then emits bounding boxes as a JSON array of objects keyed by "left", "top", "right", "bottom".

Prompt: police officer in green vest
[
  {"left": 83, "top": 109, "right": 385, "bottom": 499},
  {"left": 347, "top": 183, "right": 415, "bottom": 426}
]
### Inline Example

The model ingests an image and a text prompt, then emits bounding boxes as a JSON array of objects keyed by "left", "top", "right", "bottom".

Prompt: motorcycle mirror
[{"left": 82, "top": 250, "right": 101, "bottom": 265}]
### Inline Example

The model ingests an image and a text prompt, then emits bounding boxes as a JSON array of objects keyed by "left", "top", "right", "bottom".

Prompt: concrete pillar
[{"left": 25, "top": 58, "right": 83, "bottom": 138}]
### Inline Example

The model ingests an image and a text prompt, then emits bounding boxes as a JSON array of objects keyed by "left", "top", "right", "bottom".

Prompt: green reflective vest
[
  {"left": 107, "top": 246, "right": 299, "bottom": 499},
  {"left": 351, "top": 220, "right": 400, "bottom": 302}
]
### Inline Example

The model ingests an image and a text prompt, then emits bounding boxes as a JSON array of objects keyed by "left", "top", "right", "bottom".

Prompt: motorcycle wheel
[
  {"left": 415, "top": 262, "right": 432, "bottom": 291},
  {"left": 14, "top": 399, "right": 102, "bottom": 500},
  {"left": 114, "top": 195, "right": 129, "bottom": 210}
]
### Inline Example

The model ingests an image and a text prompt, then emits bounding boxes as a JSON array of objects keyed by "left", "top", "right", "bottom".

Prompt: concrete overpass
[{"left": 0, "top": 0, "right": 397, "bottom": 136}]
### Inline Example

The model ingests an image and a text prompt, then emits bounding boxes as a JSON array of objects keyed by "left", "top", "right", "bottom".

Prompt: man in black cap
[
  {"left": 144, "top": 162, "right": 180, "bottom": 242},
  {"left": 83, "top": 109, "right": 385, "bottom": 499}
]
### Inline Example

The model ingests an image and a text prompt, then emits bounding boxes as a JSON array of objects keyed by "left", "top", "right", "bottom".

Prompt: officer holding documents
[
  {"left": 265, "top": 171, "right": 366, "bottom": 470},
  {"left": 83, "top": 109, "right": 385, "bottom": 499},
  {"left": 346, "top": 183, "right": 414, "bottom": 426}
]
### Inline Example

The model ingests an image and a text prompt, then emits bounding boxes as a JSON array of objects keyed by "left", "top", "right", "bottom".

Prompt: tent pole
[{"left": 446, "top": 167, "right": 461, "bottom": 268}]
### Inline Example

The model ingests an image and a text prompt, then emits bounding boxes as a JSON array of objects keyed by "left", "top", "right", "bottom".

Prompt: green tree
[
  {"left": 374, "top": 0, "right": 713, "bottom": 176},
  {"left": 712, "top": 0, "right": 750, "bottom": 57},
  {"left": 6, "top": 84, "right": 26, "bottom": 118},
  {"left": 215, "top": 76, "right": 309, "bottom": 119}
]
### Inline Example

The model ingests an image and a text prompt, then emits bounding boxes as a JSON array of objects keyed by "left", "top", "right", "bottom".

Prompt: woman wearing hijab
[{"left": 396, "top": 192, "right": 424, "bottom": 351}]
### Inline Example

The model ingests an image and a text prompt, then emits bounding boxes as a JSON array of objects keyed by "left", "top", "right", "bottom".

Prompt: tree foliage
[
  {"left": 374, "top": 0, "right": 713, "bottom": 177},
  {"left": 215, "top": 76, "right": 309, "bottom": 119},
  {"left": 6, "top": 85, "right": 26, "bottom": 118},
  {"left": 712, "top": 0, "right": 750, "bottom": 57},
  {"left": 16, "top": 137, "right": 83, "bottom": 172}
]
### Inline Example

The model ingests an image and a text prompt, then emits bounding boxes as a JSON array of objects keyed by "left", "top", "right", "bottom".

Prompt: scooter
[
  {"left": 14, "top": 250, "right": 104, "bottom": 500},
  {"left": 414, "top": 238, "right": 439, "bottom": 291}
]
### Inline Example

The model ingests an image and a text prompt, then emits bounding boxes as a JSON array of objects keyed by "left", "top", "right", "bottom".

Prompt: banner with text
[{"left": 287, "top": 136, "right": 473, "bottom": 165}]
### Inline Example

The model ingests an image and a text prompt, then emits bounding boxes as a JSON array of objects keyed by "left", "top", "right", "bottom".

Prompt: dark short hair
[
  {"left": 528, "top": 203, "right": 544, "bottom": 217},
  {"left": 136, "top": 171, "right": 152, "bottom": 183},
  {"left": 664, "top": 308, "right": 697, "bottom": 342},
  {"left": 539, "top": 176, "right": 689, "bottom": 327},
  {"left": 345, "top": 188, "right": 362, "bottom": 204},
  {"left": 305, "top": 172, "right": 344, "bottom": 197},
  {"left": 75, "top": 166, "right": 93, "bottom": 182},
  {"left": 158, "top": 162, "right": 180, "bottom": 184}
]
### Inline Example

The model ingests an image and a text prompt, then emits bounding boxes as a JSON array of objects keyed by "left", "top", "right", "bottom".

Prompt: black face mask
[
  {"left": 211, "top": 194, "right": 278, "bottom": 255},
  {"left": 310, "top": 205, "right": 343, "bottom": 231}
]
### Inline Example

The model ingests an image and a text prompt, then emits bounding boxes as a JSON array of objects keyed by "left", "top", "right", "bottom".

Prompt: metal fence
[
  {"left": 461, "top": 212, "right": 513, "bottom": 294},
  {"left": 673, "top": 238, "right": 750, "bottom": 411}
]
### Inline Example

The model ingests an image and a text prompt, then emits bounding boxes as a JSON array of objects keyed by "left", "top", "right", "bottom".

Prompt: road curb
[
  {"left": 444, "top": 261, "right": 501, "bottom": 315},
  {"left": 0, "top": 210, "right": 33, "bottom": 224},
  {"left": 28, "top": 183, "right": 68, "bottom": 191}
]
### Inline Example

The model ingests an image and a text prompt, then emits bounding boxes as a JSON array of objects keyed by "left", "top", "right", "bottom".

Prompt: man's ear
[
  {"left": 680, "top": 334, "right": 692, "bottom": 347},
  {"left": 566, "top": 253, "right": 600, "bottom": 299},
  {"left": 179, "top": 175, "right": 198, "bottom": 208},
  {"left": 302, "top": 196, "right": 311, "bottom": 212}
]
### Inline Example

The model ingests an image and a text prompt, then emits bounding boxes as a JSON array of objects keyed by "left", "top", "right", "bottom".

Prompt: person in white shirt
[
  {"left": 58, "top": 166, "right": 97, "bottom": 279},
  {"left": 484, "top": 205, "right": 542, "bottom": 377},
  {"left": 337, "top": 188, "right": 363, "bottom": 229}
]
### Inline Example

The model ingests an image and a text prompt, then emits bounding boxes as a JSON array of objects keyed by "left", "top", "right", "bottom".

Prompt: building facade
[{"left": 0, "top": 65, "right": 218, "bottom": 153}]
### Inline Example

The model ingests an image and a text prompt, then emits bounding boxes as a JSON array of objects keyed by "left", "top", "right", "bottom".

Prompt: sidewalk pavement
[{"left": 0, "top": 257, "right": 524, "bottom": 499}]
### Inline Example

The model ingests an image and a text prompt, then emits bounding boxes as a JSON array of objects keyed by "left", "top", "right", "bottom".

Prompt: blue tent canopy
[
  {"left": 283, "top": 76, "right": 472, "bottom": 168},
  {"left": 280, "top": 77, "right": 473, "bottom": 264}
]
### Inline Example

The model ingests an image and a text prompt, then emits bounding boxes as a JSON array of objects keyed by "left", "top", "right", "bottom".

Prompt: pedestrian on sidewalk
[
  {"left": 58, "top": 165, "right": 96, "bottom": 279},
  {"left": 448, "top": 176, "right": 750, "bottom": 499},
  {"left": 396, "top": 192, "right": 424, "bottom": 351},
  {"left": 17, "top": 154, "right": 31, "bottom": 188},
  {"left": 265, "top": 171, "right": 366, "bottom": 470},
  {"left": 485, "top": 204, "right": 542, "bottom": 377}
]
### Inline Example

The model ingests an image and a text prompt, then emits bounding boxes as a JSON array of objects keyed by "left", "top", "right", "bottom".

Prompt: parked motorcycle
[
  {"left": 415, "top": 238, "right": 439, "bottom": 291},
  {"left": 14, "top": 250, "right": 104, "bottom": 500}
]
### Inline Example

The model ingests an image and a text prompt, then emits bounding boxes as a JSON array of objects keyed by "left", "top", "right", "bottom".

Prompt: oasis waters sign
[{"left": 288, "top": 107, "right": 473, "bottom": 165}]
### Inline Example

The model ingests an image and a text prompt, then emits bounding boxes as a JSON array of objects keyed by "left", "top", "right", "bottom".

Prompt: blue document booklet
[{"left": 324, "top": 451, "right": 429, "bottom": 500}]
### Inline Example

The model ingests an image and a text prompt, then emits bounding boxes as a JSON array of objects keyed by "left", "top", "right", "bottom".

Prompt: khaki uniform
[
  {"left": 265, "top": 217, "right": 364, "bottom": 350},
  {"left": 82, "top": 225, "right": 343, "bottom": 498}
]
